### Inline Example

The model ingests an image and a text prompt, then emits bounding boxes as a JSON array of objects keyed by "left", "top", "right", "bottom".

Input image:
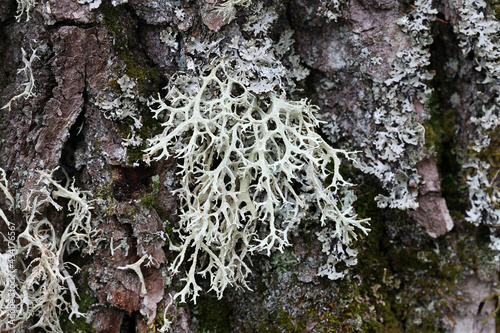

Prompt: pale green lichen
[
  {"left": 96, "top": 75, "right": 145, "bottom": 151},
  {"left": 145, "top": 59, "right": 369, "bottom": 304},
  {"left": 2, "top": 47, "right": 39, "bottom": 111},
  {"left": 118, "top": 254, "right": 159, "bottom": 295},
  {"left": 317, "top": 0, "right": 344, "bottom": 22},
  {"left": 0, "top": 168, "right": 98, "bottom": 332},
  {"left": 212, "top": 0, "right": 251, "bottom": 23},
  {"left": 15, "top": 0, "right": 36, "bottom": 21},
  {"left": 353, "top": 0, "right": 436, "bottom": 210},
  {"left": 456, "top": 0, "right": 500, "bottom": 227}
]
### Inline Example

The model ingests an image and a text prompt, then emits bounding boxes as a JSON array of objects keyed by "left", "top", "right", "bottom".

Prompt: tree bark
[{"left": 0, "top": 0, "right": 499, "bottom": 332}]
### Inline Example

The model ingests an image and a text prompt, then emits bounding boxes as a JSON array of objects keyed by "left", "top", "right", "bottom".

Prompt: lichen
[
  {"left": 2, "top": 47, "right": 39, "bottom": 111},
  {"left": 59, "top": 280, "right": 97, "bottom": 333},
  {"left": 145, "top": 59, "right": 369, "bottom": 304},
  {"left": 14, "top": 0, "right": 36, "bottom": 21},
  {"left": 0, "top": 168, "right": 98, "bottom": 332},
  {"left": 320, "top": 0, "right": 438, "bottom": 211},
  {"left": 456, "top": 0, "right": 500, "bottom": 228}
]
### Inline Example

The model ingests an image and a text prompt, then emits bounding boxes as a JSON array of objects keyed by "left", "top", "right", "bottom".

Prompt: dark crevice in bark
[
  {"left": 111, "top": 166, "right": 153, "bottom": 201},
  {"left": 46, "top": 20, "right": 99, "bottom": 31},
  {"left": 29, "top": 51, "right": 57, "bottom": 133},
  {"left": 0, "top": 25, "right": 26, "bottom": 99},
  {"left": 60, "top": 99, "right": 86, "bottom": 178},
  {"left": 428, "top": 12, "right": 468, "bottom": 213},
  {"left": 0, "top": 26, "right": 9, "bottom": 92},
  {"left": 120, "top": 312, "right": 137, "bottom": 333}
]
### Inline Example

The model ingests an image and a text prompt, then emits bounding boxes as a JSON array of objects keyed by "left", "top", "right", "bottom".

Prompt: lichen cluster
[
  {"left": 138, "top": 1, "right": 373, "bottom": 308},
  {"left": 1, "top": 47, "right": 38, "bottom": 111},
  {"left": 354, "top": 0, "right": 436, "bottom": 210},
  {"left": 145, "top": 58, "right": 369, "bottom": 303},
  {"left": 95, "top": 75, "right": 146, "bottom": 150},
  {"left": 14, "top": 0, "right": 36, "bottom": 21},
  {"left": 456, "top": 0, "right": 500, "bottom": 229},
  {"left": 0, "top": 169, "right": 97, "bottom": 332}
]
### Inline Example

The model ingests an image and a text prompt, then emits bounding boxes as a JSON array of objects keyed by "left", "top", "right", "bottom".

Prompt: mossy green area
[
  {"left": 486, "top": 0, "right": 500, "bottom": 20},
  {"left": 137, "top": 175, "right": 160, "bottom": 207},
  {"left": 190, "top": 295, "right": 232, "bottom": 333},
  {"left": 139, "top": 194, "right": 156, "bottom": 207},
  {"left": 97, "top": 180, "right": 114, "bottom": 200},
  {"left": 99, "top": 3, "right": 164, "bottom": 164},
  {"left": 59, "top": 272, "right": 97, "bottom": 332},
  {"left": 259, "top": 310, "right": 307, "bottom": 333},
  {"left": 99, "top": 4, "right": 160, "bottom": 93},
  {"left": 423, "top": 92, "right": 468, "bottom": 216},
  {"left": 477, "top": 126, "right": 500, "bottom": 168},
  {"left": 340, "top": 168, "right": 500, "bottom": 332}
]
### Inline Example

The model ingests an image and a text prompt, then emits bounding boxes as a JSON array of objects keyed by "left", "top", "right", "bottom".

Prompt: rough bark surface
[{"left": 0, "top": 0, "right": 499, "bottom": 332}]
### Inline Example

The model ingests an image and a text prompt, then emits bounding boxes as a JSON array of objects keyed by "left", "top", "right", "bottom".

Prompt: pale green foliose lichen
[
  {"left": 95, "top": 75, "right": 145, "bottom": 149},
  {"left": 456, "top": 0, "right": 500, "bottom": 227},
  {"left": 212, "top": 0, "right": 252, "bottom": 23},
  {"left": 317, "top": 0, "right": 344, "bottom": 22},
  {"left": 353, "top": 0, "right": 436, "bottom": 210}
]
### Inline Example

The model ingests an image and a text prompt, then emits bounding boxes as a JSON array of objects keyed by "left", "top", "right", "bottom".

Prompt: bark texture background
[{"left": 0, "top": 0, "right": 499, "bottom": 332}]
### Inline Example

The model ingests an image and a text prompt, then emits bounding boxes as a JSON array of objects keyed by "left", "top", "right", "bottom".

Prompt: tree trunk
[{"left": 0, "top": 0, "right": 499, "bottom": 332}]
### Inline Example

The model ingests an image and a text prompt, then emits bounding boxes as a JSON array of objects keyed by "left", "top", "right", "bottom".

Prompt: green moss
[
  {"left": 127, "top": 145, "right": 147, "bottom": 164},
  {"left": 423, "top": 93, "right": 468, "bottom": 212},
  {"left": 99, "top": 4, "right": 160, "bottom": 92},
  {"left": 347, "top": 191, "right": 404, "bottom": 332},
  {"left": 337, "top": 174, "right": 472, "bottom": 332},
  {"left": 361, "top": 300, "right": 403, "bottom": 333},
  {"left": 266, "top": 310, "right": 306, "bottom": 332},
  {"left": 477, "top": 126, "right": 500, "bottom": 168},
  {"left": 485, "top": 0, "right": 500, "bottom": 20},
  {"left": 60, "top": 279, "right": 97, "bottom": 332},
  {"left": 140, "top": 195, "right": 156, "bottom": 207},
  {"left": 107, "top": 79, "right": 122, "bottom": 95},
  {"left": 139, "top": 176, "right": 160, "bottom": 207},
  {"left": 97, "top": 180, "right": 114, "bottom": 199},
  {"left": 191, "top": 295, "right": 231, "bottom": 333}
]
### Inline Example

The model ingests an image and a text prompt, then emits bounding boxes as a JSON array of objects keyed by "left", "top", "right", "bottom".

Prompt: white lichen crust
[
  {"left": 212, "top": 0, "right": 252, "bottom": 23},
  {"left": 95, "top": 75, "right": 145, "bottom": 149},
  {"left": 145, "top": 61, "right": 369, "bottom": 303}
]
